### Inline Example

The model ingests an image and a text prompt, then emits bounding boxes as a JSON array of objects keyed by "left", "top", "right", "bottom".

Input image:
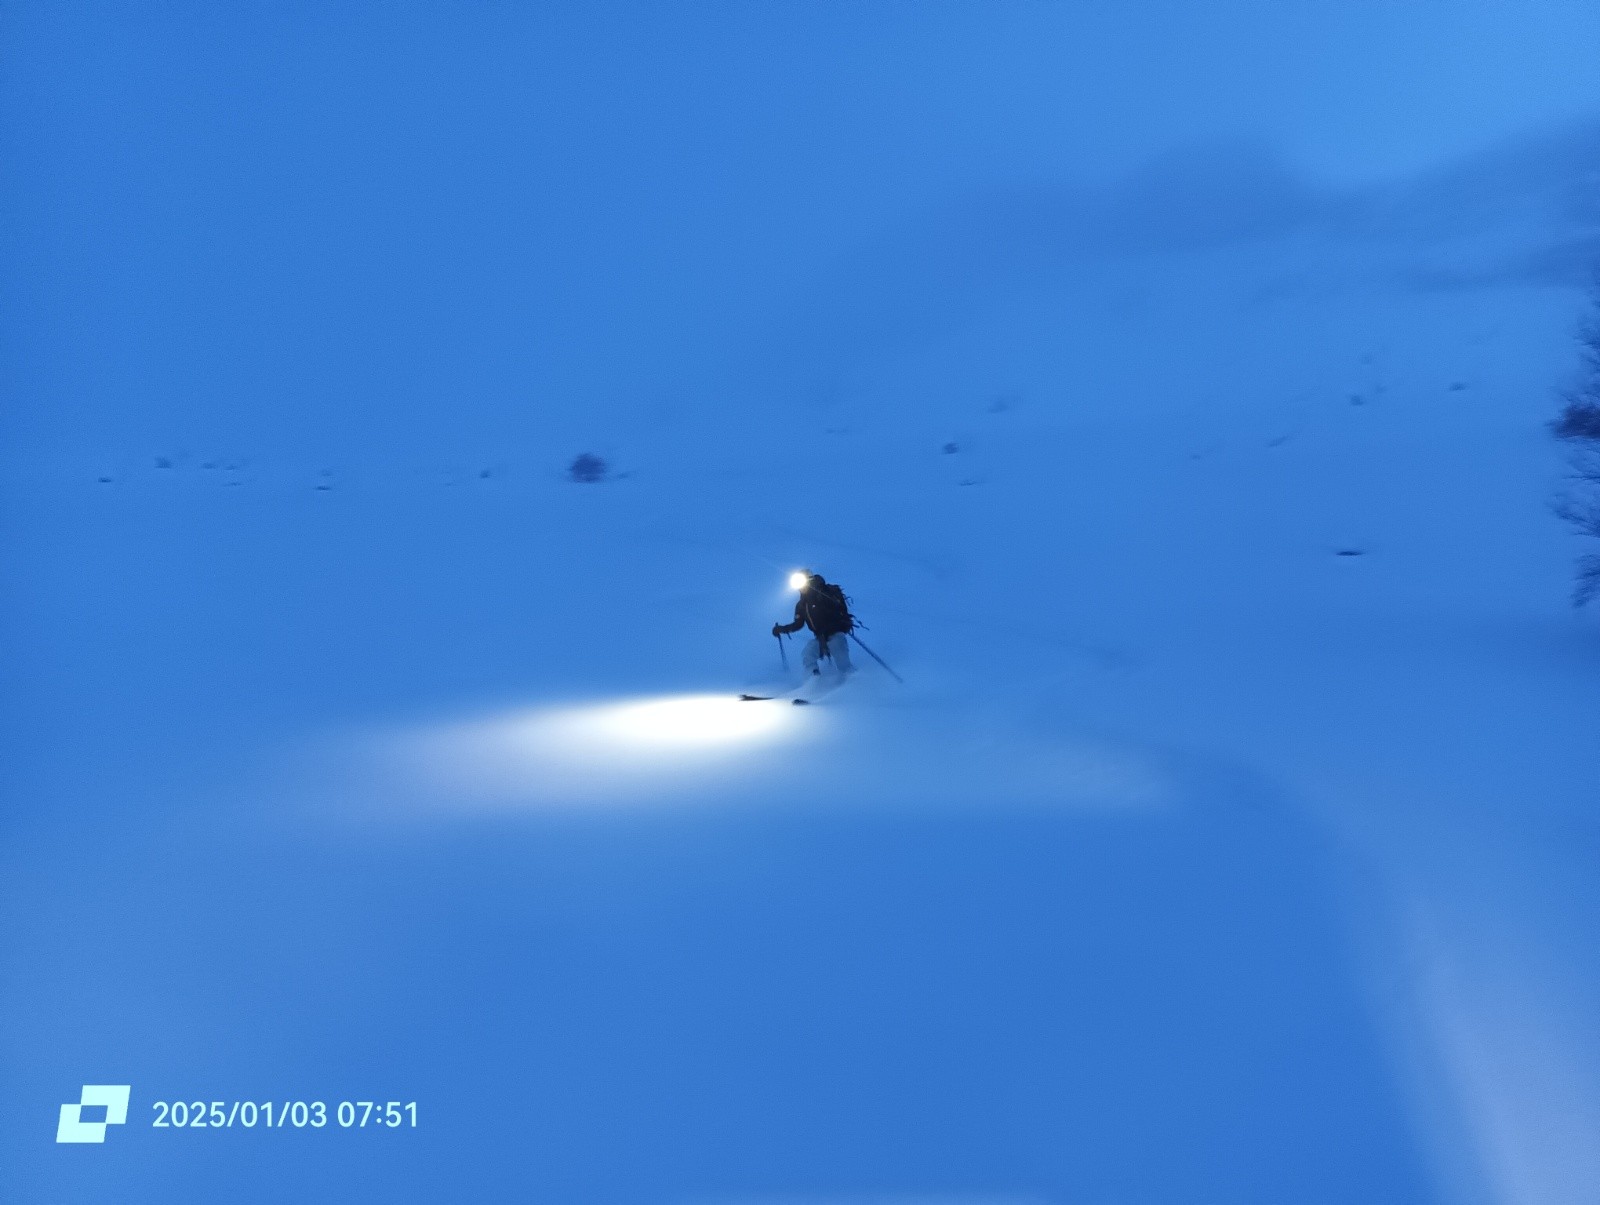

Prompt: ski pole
[
  {"left": 776, "top": 632, "right": 789, "bottom": 671},
  {"left": 848, "top": 632, "right": 903, "bottom": 684}
]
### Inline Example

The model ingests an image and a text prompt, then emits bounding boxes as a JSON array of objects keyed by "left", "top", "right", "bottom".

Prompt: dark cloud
[{"left": 800, "top": 119, "right": 1600, "bottom": 356}]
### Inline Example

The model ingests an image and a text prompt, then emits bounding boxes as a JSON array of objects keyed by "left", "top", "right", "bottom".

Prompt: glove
[{"left": 771, "top": 624, "right": 783, "bottom": 638}]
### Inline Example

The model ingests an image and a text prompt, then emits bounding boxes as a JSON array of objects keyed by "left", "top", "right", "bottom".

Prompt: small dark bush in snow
[
  {"left": 1553, "top": 400, "right": 1600, "bottom": 441},
  {"left": 1577, "top": 554, "right": 1600, "bottom": 607},
  {"left": 1554, "top": 274, "right": 1600, "bottom": 438},
  {"left": 1552, "top": 270, "right": 1600, "bottom": 605},
  {"left": 1555, "top": 483, "right": 1600, "bottom": 602},
  {"left": 568, "top": 453, "right": 608, "bottom": 483}
]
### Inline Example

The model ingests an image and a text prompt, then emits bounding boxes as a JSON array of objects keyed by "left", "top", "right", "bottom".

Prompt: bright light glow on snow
[
  {"left": 563, "top": 694, "right": 790, "bottom": 748},
  {"left": 387, "top": 693, "right": 810, "bottom": 807}
]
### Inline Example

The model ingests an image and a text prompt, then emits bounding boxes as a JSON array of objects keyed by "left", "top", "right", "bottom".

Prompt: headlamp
[{"left": 788, "top": 571, "right": 809, "bottom": 591}]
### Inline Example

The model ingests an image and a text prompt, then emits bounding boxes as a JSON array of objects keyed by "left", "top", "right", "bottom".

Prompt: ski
[{"left": 739, "top": 672, "right": 851, "bottom": 704}]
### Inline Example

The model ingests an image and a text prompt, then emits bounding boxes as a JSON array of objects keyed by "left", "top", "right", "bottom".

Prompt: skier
[{"left": 773, "top": 572, "right": 855, "bottom": 677}]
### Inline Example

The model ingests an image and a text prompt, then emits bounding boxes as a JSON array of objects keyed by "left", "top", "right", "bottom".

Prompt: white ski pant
[{"left": 803, "top": 632, "right": 853, "bottom": 674}]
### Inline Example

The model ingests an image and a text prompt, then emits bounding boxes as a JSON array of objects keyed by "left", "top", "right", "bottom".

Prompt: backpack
[{"left": 804, "top": 580, "right": 855, "bottom": 637}]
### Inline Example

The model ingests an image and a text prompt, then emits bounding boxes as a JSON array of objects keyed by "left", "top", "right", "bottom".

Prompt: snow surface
[{"left": 4, "top": 7, "right": 1600, "bottom": 1205}]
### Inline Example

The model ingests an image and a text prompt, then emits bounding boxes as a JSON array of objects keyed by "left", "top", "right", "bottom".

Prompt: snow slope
[{"left": 4, "top": 9, "right": 1600, "bottom": 1204}]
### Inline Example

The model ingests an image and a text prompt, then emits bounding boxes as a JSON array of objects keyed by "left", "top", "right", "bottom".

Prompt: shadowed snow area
[{"left": 4, "top": 5, "right": 1600, "bottom": 1204}]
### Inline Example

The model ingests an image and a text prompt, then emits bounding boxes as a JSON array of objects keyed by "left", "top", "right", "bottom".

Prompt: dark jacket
[{"left": 776, "top": 577, "right": 854, "bottom": 641}]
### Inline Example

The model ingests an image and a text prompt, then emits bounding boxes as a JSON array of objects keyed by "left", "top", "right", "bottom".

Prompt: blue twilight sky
[{"left": 5, "top": 1, "right": 1600, "bottom": 466}]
